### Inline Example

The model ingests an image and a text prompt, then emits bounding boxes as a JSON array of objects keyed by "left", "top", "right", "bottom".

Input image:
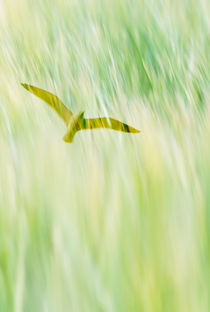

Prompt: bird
[{"left": 21, "top": 83, "right": 140, "bottom": 143}]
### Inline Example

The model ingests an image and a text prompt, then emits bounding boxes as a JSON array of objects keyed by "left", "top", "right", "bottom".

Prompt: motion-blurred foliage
[{"left": 0, "top": 0, "right": 210, "bottom": 311}]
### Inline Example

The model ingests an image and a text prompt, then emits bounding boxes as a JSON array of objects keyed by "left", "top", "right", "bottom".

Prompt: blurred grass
[{"left": 0, "top": 0, "right": 210, "bottom": 311}]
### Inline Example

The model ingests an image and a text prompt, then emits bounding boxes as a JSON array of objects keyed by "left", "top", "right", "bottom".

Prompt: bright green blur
[{"left": 0, "top": 0, "right": 210, "bottom": 311}]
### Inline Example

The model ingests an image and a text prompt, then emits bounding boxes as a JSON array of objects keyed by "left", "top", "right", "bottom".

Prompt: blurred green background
[{"left": 0, "top": 0, "right": 210, "bottom": 311}]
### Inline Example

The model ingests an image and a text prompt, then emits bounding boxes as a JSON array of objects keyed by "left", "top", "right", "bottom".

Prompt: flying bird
[{"left": 21, "top": 83, "right": 140, "bottom": 143}]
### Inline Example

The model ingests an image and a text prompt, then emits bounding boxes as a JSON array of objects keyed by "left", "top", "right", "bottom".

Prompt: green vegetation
[{"left": 0, "top": 0, "right": 209, "bottom": 311}]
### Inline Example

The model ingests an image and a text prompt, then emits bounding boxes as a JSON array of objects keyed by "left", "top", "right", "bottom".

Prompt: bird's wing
[
  {"left": 82, "top": 117, "right": 140, "bottom": 133},
  {"left": 21, "top": 83, "right": 72, "bottom": 125}
]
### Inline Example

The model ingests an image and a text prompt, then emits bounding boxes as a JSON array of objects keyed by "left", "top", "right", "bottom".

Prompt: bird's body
[{"left": 21, "top": 83, "right": 140, "bottom": 143}]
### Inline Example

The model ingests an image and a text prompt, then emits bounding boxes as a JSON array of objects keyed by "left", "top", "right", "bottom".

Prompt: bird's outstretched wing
[
  {"left": 82, "top": 117, "right": 140, "bottom": 133},
  {"left": 21, "top": 83, "right": 72, "bottom": 125}
]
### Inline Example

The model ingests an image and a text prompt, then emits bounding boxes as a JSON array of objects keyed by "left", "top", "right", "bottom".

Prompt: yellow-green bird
[{"left": 21, "top": 83, "right": 140, "bottom": 143}]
